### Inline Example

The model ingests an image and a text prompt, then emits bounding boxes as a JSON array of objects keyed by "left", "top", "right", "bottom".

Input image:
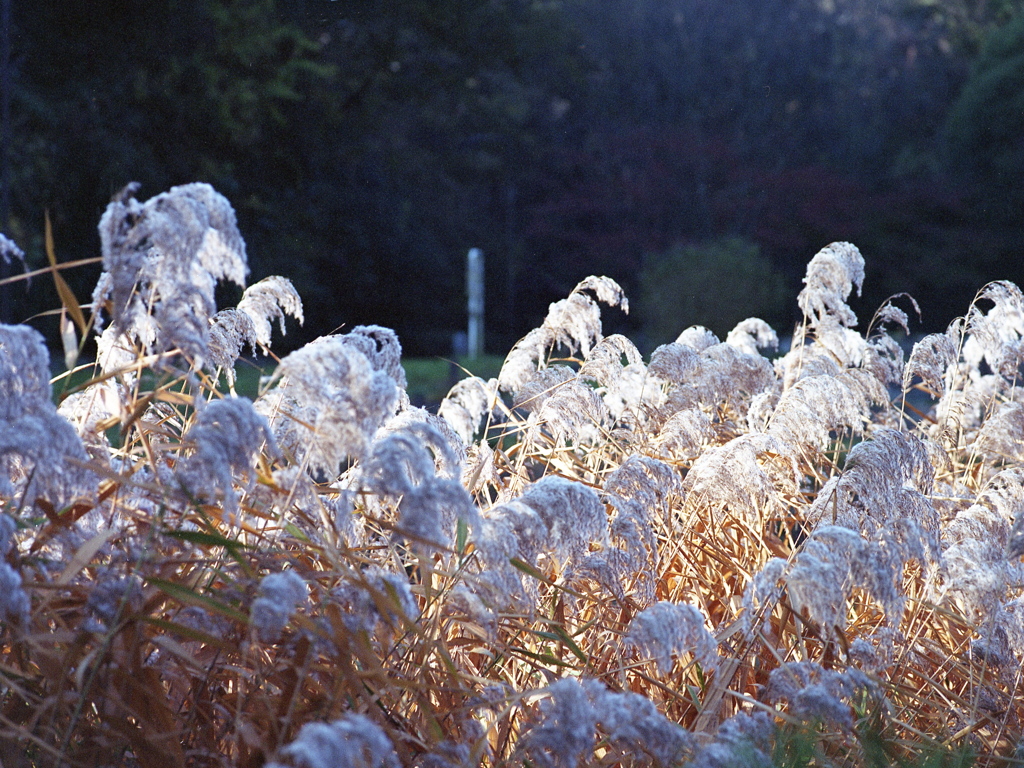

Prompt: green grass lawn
[
  {"left": 50, "top": 353, "right": 505, "bottom": 411},
  {"left": 231, "top": 353, "right": 504, "bottom": 409},
  {"left": 401, "top": 354, "right": 504, "bottom": 408}
]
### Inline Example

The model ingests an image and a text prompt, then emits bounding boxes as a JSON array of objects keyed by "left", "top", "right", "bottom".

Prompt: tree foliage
[
  {"left": 4, "top": 0, "right": 1024, "bottom": 352},
  {"left": 944, "top": 12, "right": 1024, "bottom": 189},
  {"left": 639, "top": 237, "right": 788, "bottom": 347}
]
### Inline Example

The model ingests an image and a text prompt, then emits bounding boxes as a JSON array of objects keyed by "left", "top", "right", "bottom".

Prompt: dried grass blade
[
  {"left": 57, "top": 528, "right": 118, "bottom": 586},
  {"left": 146, "top": 577, "right": 250, "bottom": 624},
  {"left": 148, "top": 635, "right": 209, "bottom": 673},
  {"left": 140, "top": 616, "right": 238, "bottom": 654},
  {"left": 164, "top": 528, "right": 249, "bottom": 556},
  {"left": 550, "top": 625, "right": 588, "bottom": 663},
  {"left": 508, "top": 557, "right": 585, "bottom": 599},
  {"left": 691, "top": 656, "right": 741, "bottom": 733},
  {"left": 44, "top": 210, "right": 88, "bottom": 335}
]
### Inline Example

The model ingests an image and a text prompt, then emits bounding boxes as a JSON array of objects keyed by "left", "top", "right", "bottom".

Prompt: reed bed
[{"left": 1, "top": 183, "right": 1022, "bottom": 767}]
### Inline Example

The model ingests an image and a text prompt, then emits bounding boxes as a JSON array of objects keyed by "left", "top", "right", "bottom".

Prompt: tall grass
[{"left": 0, "top": 185, "right": 1021, "bottom": 767}]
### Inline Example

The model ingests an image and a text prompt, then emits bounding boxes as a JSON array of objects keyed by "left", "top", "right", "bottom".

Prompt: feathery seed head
[
  {"left": 0, "top": 325, "right": 95, "bottom": 508},
  {"left": 741, "top": 558, "right": 788, "bottom": 634},
  {"left": 675, "top": 326, "right": 720, "bottom": 351},
  {"left": 766, "top": 661, "right": 876, "bottom": 731},
  {"left": 797, "top": 241, "right": 865, "bottom": 329},
  {"left": 251, "top": 570, "right": 307, "bottom": 642},
  {"left": 582, "top": 678, "right": 695, "bottom": 765},
  {"left": 767, "top": 370, "right": 888, "bottom": 452},
  {"left": 472, "top": 500, "right": 548, "bottom": 610},
  {"left": 904, "top": 322, "right": 962, "bottom": 397},
  {"left": 498, "top": 276, "right": 627, "bottom": 393},
  {"left": 93, "top": 182, "right": 248, "bottom": 363},
  {"left": 519, "top": 476, "right": 608, "bottom": 566},
  {"left": 519, "top": 678, "right": 596, "bottom": 768},
  {"left": 0, "top": 234, "right": 25, "bottom": 268},
  {"left": 0, "top": 325, "right": 51, "bottom": 419},
  {"left": 577, "top": 334, "right": 643, "bottom": 387},
  {"left": 965, "top": 281, "right": 1024, "bottom": 379},
  {"left": 725, "top": 318, "right": 779, "bottom": 357},
  {"left": 438, "top": 376, "right": 500, "bottom": 445},
  {"left": 689, "top": 711, "right": 774, "bottom": 768},
  {"left": 975, "top": 402, "right": 1024, "bottom": 465},
  {"left": 532, "top": 375, "right": 609, "bottom": 446},
  {"left": 236, "top": 275, "right": 304, "bottom": 349},
  {"left": 648, "top": 343, "right": 701, "bottom": 385},
  {"left": 340, "top": 325, "right": 407, "bottom": 391},
  {"left": 784, "top": 527, "right": 864, "bottom": 629},
  {"left": 256, "top": 333, "right": 400, "bottom": 475},
  {"left": 684, "top": 433, "right": 799, "bottom": 525},
  {"left": 268, "top": 713, "right": 400, "bottom": 768},
  {"left": 332, "top": 566, "right": 418, "bottom": 634},
  {"left": 0, "top": 561, "right": 30, "bottom": 628},
  {"left": 207, "top": 309, "right": 258, "bottom": 383},
  {"left": 624, "top": 600, "right": 719, "bottom": 674},
  {"left": 84, "top": 571, "right": 143, "bottom": 633},
  {"left": 376, "top": 409, "right": 466, "bottom": 480},
  {"left": 176, "top": 396, "right": 276, "bottom": 519},
  {"left": 0, "top": 516, "right": 29, "bottom": 627},
  {"left": 362, "top": 422, "right": 475, "bottom": 552}
]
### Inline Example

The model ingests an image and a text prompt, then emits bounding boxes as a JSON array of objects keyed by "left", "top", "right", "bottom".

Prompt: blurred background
[{"left": 1, "top": 0, "right": 1022, "bottom": 357}]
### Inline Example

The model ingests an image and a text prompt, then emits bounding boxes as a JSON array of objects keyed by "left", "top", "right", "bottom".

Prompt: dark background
[{"left": 2, "top": 0, "right": 1023, "bottom": 356}]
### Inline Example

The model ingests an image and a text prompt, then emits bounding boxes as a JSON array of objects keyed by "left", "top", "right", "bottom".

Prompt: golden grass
[{"left": 2, "top": 236, "right": 1023, "bottom": 767}]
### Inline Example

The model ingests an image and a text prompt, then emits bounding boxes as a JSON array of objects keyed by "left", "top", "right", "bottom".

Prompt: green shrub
[
  {"left": 638, "top": 236, "right": 789, "bottom": 346},
  {"left": 944, "top": 13, "right": 1024, "bottom": 187}
]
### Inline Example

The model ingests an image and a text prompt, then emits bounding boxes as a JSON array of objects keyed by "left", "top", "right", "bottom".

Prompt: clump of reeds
[{"left": 0, "top": 183, "right": 1020, "bottom": 767}]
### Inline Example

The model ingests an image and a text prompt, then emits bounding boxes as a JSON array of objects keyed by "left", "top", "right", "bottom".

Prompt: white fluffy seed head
[{"left": 92, "top": 182, "right": 248, "bottom": 364}]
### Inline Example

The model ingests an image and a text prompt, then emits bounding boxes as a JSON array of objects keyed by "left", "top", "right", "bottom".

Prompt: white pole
[{"left": 467, "top": 248, "right": 484, "bottom": 359}]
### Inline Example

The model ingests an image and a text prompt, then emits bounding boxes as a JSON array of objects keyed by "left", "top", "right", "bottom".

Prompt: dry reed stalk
[{"left": 3, "top": 196, "right": 1024, "bottom": 766}]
